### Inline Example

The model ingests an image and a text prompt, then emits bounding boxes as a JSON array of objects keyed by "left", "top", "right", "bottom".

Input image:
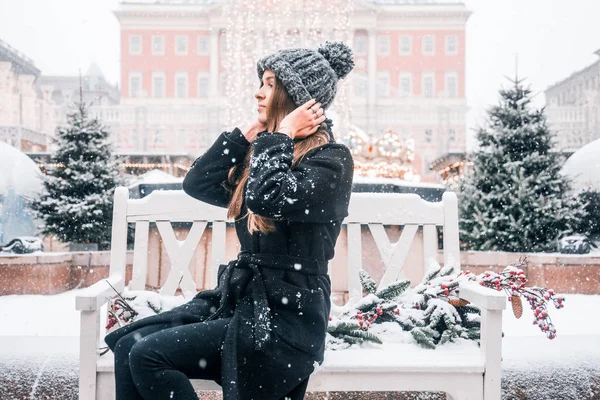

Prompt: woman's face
[{"left": 255, "top": 69, "right": 275, "bottom": 125}]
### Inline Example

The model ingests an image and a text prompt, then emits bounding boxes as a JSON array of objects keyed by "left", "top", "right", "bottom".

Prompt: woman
[{"left": 104, "top": 41, "right": 355, "bottom": 400}]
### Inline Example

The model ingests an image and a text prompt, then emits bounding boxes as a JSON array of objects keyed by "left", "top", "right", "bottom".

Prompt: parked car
[
  {"left": 558, "top": 234, "right": 598, "bottom": 254},
  {"left": 0, "top": 236, "right": 44, "bottom": 254}
]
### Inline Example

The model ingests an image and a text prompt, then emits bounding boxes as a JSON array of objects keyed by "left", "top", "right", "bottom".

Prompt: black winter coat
[{"left": 105, "top": 128, "right": 354, "bottom": 400}]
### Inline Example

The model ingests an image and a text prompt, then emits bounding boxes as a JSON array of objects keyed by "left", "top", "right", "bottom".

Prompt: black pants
[{"left": 113, "top": 317, "right": 310, "bottom": 400}]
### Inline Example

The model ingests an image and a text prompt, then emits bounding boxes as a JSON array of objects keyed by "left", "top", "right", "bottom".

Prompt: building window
[
  {"left": 175, "top": 35, "right": 189, "bottom": 55},
  {"left": 129, "top": 35, "right": 142, "bottom": 55},
  {"left": 448, "top": 129, "right": 456, "bottom": 141},
  {"left": 152, "top": 72, "right": 165, "bottom": 98},
  {"left": 355, "top": 34, "right": 367, "bottom": 55},
  {"left": 198, "top": 36, "right": 209, "bottom": 55},
  {"left": 445, "top": 35, "right": 458, "bottom": 55},
  {"left": 152, "top": 35, "right": 165, "bottom": 55},
  {"left": 175, "top": 72, "right": 188, "bottom": 98},
  {"left": 399, "top": 72, "right": 412, "bottom": 97},
  {"left": 399, "top": 35, "right": 412, "bottom": 56},
  {"left": 128, "top": 72, "right": 143, "bottom": 98},
  {"left": 422, "top": 34, "right": 435, "bottom": 56},
  {"left": 378, "top": 35, "right": 390, "bottom": 56},
  {"left": 377, "top": 72, "right": 390, "bottom": 97},
  {"left": 354, "top": 73, "right": 368, "bottom": 97},
  {"left": 422, "top": 72, "right": 435, "bottom": 98},
  {"left": 445, "top": 72, "right": 458, "bottom": 98},
  {"left": 425, "top": 129, "right": 433, "bottom": 143},
  {"left": 197, "top": 73, "right": 209, "bottom": 97}
]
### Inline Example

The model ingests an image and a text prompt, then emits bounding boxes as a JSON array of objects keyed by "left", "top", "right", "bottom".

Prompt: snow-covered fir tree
[
  {"left": 31, "top": 101, "right": 121, "bottom": 250},
  {"left": 576, "top": 188, "right": 600, "bottom": 239},
  {"left": 459, "top": 79, "right": 586, "bottom": 252}
]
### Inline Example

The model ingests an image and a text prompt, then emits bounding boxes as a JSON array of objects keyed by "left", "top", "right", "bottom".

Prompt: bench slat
[
  {"left": 157, "top": 220, "right": 206, "bottom": 298},
  {"left": 347, "top": 223, "right": 363, "bottom": 303},
  {"left": 210, "top": 220, "right": 227, "bottom": 289},
  {"left": 423, "top": 224, "right": 438, "bottom": 272},
  {"left": 345, "top": 193, "right": 445, "bottom": 225},
  {"left": 375, "top": 224, "right": 418, "bottom": 289},
  {"left": 129, "top": 220, "right": 149, "bottom": 291}
]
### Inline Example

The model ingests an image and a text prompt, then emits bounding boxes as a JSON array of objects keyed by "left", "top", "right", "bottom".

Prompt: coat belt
[{"left": 204, "top": 251, "right": 328, "bottom": 351}]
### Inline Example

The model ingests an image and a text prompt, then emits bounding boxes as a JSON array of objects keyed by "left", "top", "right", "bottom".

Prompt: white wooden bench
[{"left": 76, "top": 187, "right": 506, "bottom": 400}]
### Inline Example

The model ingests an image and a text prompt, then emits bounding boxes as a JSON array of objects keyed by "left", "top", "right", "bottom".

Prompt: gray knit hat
[{"left": 256, "top": 41, "right": 355, "bottom": 141}]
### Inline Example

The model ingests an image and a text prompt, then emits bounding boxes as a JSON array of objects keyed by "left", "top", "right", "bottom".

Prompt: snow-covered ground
[
  {"left": 1, "top": 291, "right": 599, "bottom": 399},
  {"left": 1, "top": 290, "right": 597, "bottom": 338}
]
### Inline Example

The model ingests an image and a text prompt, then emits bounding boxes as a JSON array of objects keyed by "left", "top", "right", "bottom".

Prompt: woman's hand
[
  {"left": 278, "top": 99, "right": 326, "bottom": 140},
  {"left": 242, "top": 120, "right": 267, "bottom": 143}
]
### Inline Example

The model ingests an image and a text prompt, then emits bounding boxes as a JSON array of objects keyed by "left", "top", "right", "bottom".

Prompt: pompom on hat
[{"left": 256, "top": 41, "right": 355, "bottom": 142}]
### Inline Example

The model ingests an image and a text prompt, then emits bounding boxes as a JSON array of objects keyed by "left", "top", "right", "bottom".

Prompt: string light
[
  {"left": 222, "top": 0, "right": 355, "bottom": 132},
  {"left": 340, "top": 127, "right": 421, "bottom": 181}
]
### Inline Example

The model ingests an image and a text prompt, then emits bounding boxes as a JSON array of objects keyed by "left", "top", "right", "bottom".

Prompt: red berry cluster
[
  {"left": 467, "top": 264, "right": 565, "bottom": 340},
  {"left": 474, "top": 267, "right": 528, "bottom": 293},
  {"left": 353, "top": 306, "right": 399, "bottom": 331},
  {"left": 438, "top": 280, "right": 459, "bottom": 297},
  {"left": 105, "top": 300, "right": 136, "bottom": 330},
  {"left": 526, "top": 288, "right": 565, "bottom": 340}
]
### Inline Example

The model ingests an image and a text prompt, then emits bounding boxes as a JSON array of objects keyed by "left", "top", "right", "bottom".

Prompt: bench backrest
[{"left": 108, "top": 187, "right": 460, "bottom": 303}]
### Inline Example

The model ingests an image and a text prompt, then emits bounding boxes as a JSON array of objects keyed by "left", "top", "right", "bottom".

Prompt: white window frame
[
  {"left": 129, "top": 35, "right": 142, "bottom": 55},
  {"left": 175, "top": 35, "right": 189, "bottom": 55},
  {"left": 377, "top": 35, "right": 390, "bottom": 56},
  {"left": 128, "top": 72, "right": 143, "bottom": 98},
  {"left": 175, "top": 72, "right": 189, "bottom": 98},
  {"left": 376, "top": 71, "right": 390, "bottom": 97},
  {"left": 445, "top": 71, "right": 458, "bottom": 98},
  {"left": 197, "top": 72, "right": 209, "bottom": 97},
  {"left": 399, "top": 35, "right": 412, "bottom": 56},
  {"left": 398, "top": 72, "right": 412, "bottom": 97},
  {"left": 422, "top": 34, "right": 435, "bottom": 56},
  {"left": 354, "top": 73, "right": 368, "bottom": 97},
  {"left": 422, "top": 72, "right": 435, "bottom": 98},
  {"left": 152, "top": 35, "right": 165, "bottom": 55},
  {"left": 355, "top": 35, "right": 368, "bottom": 55},
  {"left": 152, "top": 71, "right": 166, "bottom": 98},
  {"left": 197, "top": 36, "right": 209, "bottom": 55},
  {"left": 445, "top": 35, "right": 458, "bottom": 55}
]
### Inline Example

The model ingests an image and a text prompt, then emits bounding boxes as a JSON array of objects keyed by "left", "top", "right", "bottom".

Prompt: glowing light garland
[
  {"left": 340, "top": 128, "right": 421, "bottom": 181},
  {"left": 221, "top": 0, "right": 354, "bottom": 134}
]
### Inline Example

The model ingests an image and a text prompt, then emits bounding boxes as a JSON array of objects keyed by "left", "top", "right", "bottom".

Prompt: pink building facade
[{"left": 106, "top": 0, "right": 470, "bottom": 181}]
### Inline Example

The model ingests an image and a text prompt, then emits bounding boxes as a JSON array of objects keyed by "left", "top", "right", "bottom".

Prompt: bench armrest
[
  {"left": 76, "top": 275, "right": 125, "bottom": 311},
  {"left": 458, "top": 280, "right": 506, "bottom": 311}
]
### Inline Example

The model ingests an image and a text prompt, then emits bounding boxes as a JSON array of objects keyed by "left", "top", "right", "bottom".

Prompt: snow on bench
[{"left": 76, "top": 187, "right": 505, "bottom": 400}]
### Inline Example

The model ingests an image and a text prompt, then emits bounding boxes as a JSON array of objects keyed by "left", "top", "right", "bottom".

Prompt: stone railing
[
  {"left": 0, "top": 252, "right": 133, "bottom": 296},
  {"left": 2, "top": 229, "right": 599, "bottom": 296}
]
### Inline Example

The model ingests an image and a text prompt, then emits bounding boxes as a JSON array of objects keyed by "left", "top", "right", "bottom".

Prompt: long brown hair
[{"left": 226, "top": 76, "right": 331, "bottom": 234}]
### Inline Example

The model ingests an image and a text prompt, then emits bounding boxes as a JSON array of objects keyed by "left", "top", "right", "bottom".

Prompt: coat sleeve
[
  {"left": 245, "top": 132, "right": 354, "bottom": 223},
  {"left": 182, "top": 127, "right": 251, "bottom": 208}
]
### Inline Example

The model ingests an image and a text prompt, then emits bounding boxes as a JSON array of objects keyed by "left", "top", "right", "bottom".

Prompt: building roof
[
  {"left": 0, "top": 39, "right": 40, "bottom": 77},
  {"left": 545, "top": 51, "right": 600, "bottom": 94},
  {"left": 37, "top": 65, "right": 120, "bottom": 106}
]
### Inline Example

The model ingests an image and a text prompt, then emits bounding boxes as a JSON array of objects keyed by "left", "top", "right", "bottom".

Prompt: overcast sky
[{"left": 0, "top": 0, "right": 599, "bottom": 147}]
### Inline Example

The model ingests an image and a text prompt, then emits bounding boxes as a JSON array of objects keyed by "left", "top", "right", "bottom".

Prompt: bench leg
[
  {"left": 446, "top": 387, "right": 485, "bottom": 400},
  {"left": 80, "top": 310, "right": 101, "bottom": 400}
]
